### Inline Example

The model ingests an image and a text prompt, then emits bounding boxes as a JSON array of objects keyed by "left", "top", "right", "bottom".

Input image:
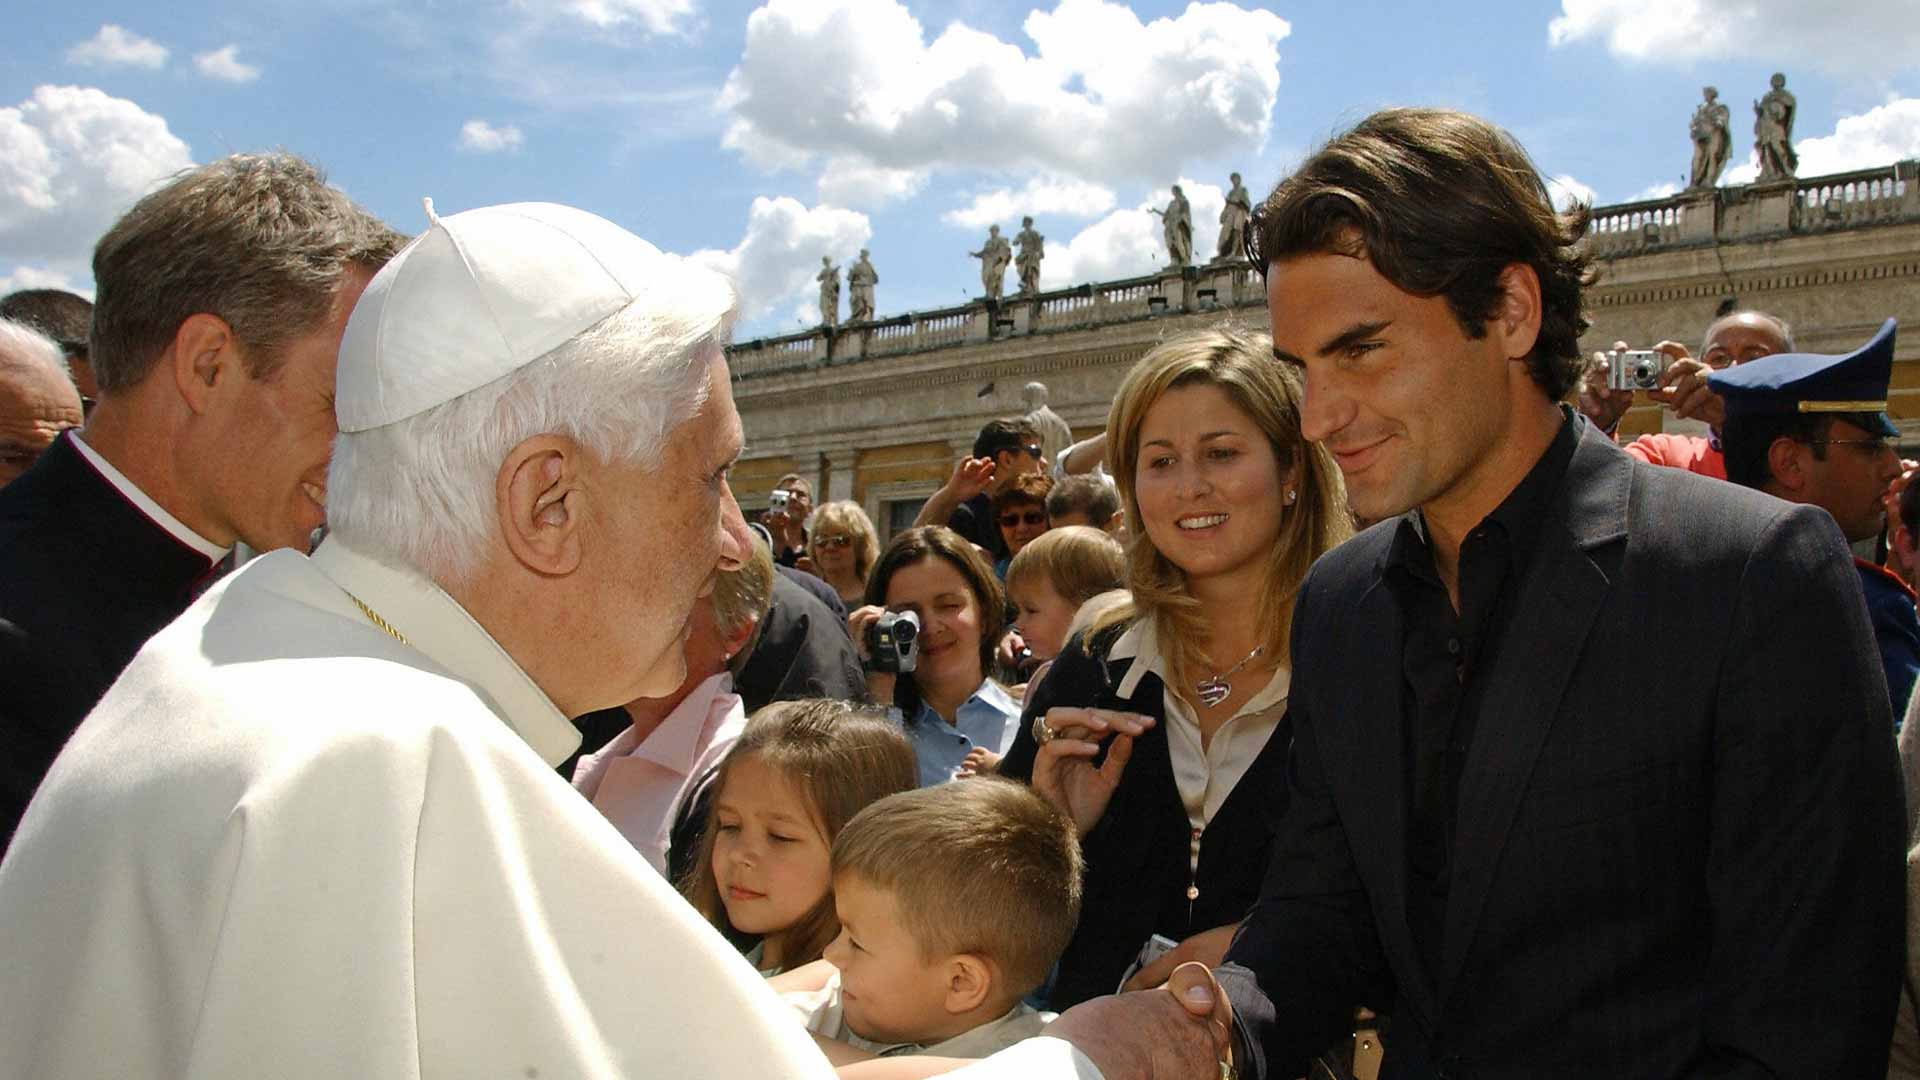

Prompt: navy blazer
[{"left": 1217, "top": 421, "right": 1906, "bottom": 1079}]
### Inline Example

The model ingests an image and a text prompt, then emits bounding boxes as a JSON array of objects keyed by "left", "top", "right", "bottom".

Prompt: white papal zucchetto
[{"left": 336, "top": 199, "right": 670, "bottom": 433}]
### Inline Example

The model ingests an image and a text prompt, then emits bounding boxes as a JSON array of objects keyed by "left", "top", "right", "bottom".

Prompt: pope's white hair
[{"left": 326, "top": 262, "right": 736, "bottom": 584}]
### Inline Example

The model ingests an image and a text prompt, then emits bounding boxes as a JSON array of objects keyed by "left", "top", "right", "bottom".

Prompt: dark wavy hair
[
  {"left": 865, "top": 526, "right": 1005, "bottom": 696},
  {"left": 1249, "top": 107, "right": 1596, "bottom": 400}
]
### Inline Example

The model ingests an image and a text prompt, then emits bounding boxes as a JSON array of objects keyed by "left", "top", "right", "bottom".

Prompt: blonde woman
[
  {"left": 804, "top": 500, "right": 880, "bottom": 608},
  {"left": 1000, "top": 327, "right": 1351, "bottom": 1008}
]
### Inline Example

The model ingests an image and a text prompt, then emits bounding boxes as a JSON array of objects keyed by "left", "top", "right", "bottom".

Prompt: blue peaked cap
[{"left": 1708, "top": 318, "right": 1899, "bottom": 439}]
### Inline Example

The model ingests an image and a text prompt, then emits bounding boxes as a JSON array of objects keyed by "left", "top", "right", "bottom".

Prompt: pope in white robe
[{"left": 0, "top": 202, "right": 1119, "bottom": 1079}]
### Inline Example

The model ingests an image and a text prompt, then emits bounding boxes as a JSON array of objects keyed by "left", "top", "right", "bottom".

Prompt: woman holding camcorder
[{"left": 848, "top": 526, "right": 1021, "bottom": 789}]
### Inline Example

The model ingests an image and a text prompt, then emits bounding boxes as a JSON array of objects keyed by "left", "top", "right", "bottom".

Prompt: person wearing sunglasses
[
  {"left": 1714, "top": 318, "right": 1920, "bottom": 719},
  {"left": 804, "top": 499, "right": 879, "bottom": 608},
  {"left": 912, "top": 418, "right": 1048, "bottom": 564},
  {"left": 990, "top": 472, "right": 1053, "bottom": 579}
]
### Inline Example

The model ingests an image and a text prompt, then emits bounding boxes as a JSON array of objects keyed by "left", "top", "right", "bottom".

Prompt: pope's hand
[{"left": 1047, "top": 962, "right": 1236, "bottom": 1080}]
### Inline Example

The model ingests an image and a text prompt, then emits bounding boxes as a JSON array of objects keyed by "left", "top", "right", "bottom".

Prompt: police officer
[{"left": 1713, "top": 318, "right": 1920, "bottom": 717}]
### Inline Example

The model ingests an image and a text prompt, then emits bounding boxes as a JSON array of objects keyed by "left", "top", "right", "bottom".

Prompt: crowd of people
[{"left": 1, "top": 105, "right": 1918, "bottom": 1080}]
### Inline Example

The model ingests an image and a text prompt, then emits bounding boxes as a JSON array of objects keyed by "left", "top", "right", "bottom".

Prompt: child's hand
[{"left": 955, "top": 747, "right": 1002, "bottom": 778}]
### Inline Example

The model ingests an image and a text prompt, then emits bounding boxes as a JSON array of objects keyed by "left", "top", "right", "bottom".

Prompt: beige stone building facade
[{"left": 727, "top": 161, "right": 1920, "bottom": 539}]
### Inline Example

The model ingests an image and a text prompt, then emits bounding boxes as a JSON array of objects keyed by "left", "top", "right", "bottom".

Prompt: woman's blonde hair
[
  {"left": 1091, "top": 326, "right": 1351, "bottom": 691},
  {"left": 807, "top": 500, "right": 881, "bottom": 583},
  {"left": 679, "top": 699, "right": 917, "bottom": 970}
]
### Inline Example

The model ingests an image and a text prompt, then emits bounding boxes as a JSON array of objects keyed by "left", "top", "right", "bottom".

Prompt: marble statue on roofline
[
  {"left": 1753, "top": 73, "right": 1798, "bottom": 183},
  {"left": 1151, "top": 185, "right": 1193, "bottom": 267},
  {"left": 848, "top": 249, "right": 878, "bottom": 322},
  {"left": 1216, "top": 173, "right": 1252, "bottom": 262},
  {"left": 970, "top": 225, "right": 1012, "bottom": 302},
  {"left": 1015, "top": 217, "right": 1045, "bottom": 295},
  {"left": 1688, "top": 87, "right": 1732, "bottom": 191},
  {"left": 816, "top": 256, "right": 839, "bottom": 328}
]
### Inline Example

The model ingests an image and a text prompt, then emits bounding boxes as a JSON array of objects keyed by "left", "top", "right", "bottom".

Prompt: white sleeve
[
  {"left": 944, "top": 1036, "right": 1104, "bottom": 1079},
  {"left": 408, "top": 714, "right": 836, "bottom": 1079}
]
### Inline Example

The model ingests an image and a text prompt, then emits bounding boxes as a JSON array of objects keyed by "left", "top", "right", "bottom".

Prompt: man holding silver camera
[
  {"left": 1577, "top": 308, "right": 1794, "bottom": 479},
  {"left": 762, "top": 471, "right": 812, "bottom": 567}
]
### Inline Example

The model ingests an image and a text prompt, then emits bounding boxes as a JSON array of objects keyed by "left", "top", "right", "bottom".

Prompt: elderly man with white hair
[
  {"left": 0, "top": 202, "right": 1230, "bottom": 1080},
  {"left": 0, "top": 319, "right": 82, "bottom": 487}
]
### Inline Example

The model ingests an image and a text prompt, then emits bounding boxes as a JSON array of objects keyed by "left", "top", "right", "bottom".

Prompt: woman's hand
[
  {"left": 1029, "top": 707, "right": 1155, "bottom": 836},
  {"left": 1120, "top": 922, "right": 1241, "bottom": 992},
  {"left": 848, "top": 605, "right": 896, "bottom": 703}
]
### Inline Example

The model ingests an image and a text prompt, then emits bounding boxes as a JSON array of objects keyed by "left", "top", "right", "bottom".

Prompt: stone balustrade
[
  {"left": 726, "top": 160, "right": 1918, "bottom": 380},
  {"left": 1587, "top": 160, "right": 1918, "bottom": 259}
]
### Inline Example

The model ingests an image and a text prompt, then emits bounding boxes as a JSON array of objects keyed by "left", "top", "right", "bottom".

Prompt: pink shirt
[
  {"left": 1623, "top": 432, "right": 1727, "bottom": 480},
  {"left": 571, "top": 672, "right": 746, "bottom": 875}
]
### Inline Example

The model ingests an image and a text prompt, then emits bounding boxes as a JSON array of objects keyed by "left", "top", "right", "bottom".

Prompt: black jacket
[
  {"left": 1002, "top": 622, "right": 1289, "bottom": 1009},
  {"left": 1217, "top": 422, "right": 1906, "bottom": 1079},
  {"left": 0, "top": 434, "right": 219, "bottom": 847}
]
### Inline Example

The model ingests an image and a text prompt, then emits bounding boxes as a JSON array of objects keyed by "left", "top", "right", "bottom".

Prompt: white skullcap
[{"left": 336, "top": 199, "right": 670, "bottom": 433}]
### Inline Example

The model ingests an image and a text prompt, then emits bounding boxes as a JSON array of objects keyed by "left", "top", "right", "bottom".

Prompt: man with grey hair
[
  {"left": 0, "top": 201, "right": 1144, "bottom": 1079},
  {"left": 0, "top": 319, "right": 82, "bottom": 487},
  {"left": 0, "top": 152, "right": 402, "bottom": 847}
]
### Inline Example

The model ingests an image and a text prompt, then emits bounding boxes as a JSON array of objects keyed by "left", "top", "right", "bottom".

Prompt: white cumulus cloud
[
  {"left": 689, "top": 196, "right": 871, "bottom": 323},
  {"left": 520, "top": 0, "right": 699, "bottom": 36},
  {"left": 943, "top": 177, "right": 1116, "bottom": 230},
  {"left": 0, "top": 265, "right": 85, "bottom": 296},
  {"left": 1546, "top": 173, "right": 1597, "bottom": 211},
  {"left": 1547, "top": 0, "right": 1920, "bottom": 75},
  {"left": 1042, "top": 178, "right": 1223, "bottom": 288},
  {"left": 816, "top": 157, "right": 926, "bottom": 206},
  {"left": 1721, "top": 96, "right": 1920, "bottom": 185},
  {"left": 0, "top": 85, "right": 192, "bottom": 287},
  {"left": 459, "top": 119, "right": 526, "bottom": 153},
  {"left": 194, "top": 45, "right": 261, "bottom": 83},
  {"left": 1623, "top": 180, "right": 1681, "bottom": 202},
  {"left": 67, "top": 25, "right": 169, "bottom": 70},
  {"left": 720, "top": 0, "right": 1290, "bottom": 191}
]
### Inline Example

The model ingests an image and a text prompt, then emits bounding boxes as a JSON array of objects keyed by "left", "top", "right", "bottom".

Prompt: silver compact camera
[
  {"left": 1606, "top": 348, "right": 1668, "bottom": 391},
  {"left": 766, "top": 489, "right": 791, "bottom": 513}
]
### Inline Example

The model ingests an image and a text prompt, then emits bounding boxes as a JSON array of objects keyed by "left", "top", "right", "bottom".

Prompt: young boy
[{"left": 769, "top": 778, "right": 1082, "bottom": 1063}]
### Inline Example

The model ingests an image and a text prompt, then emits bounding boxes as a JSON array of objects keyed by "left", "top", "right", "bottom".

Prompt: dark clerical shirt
[{"left": 1382, "top": 408, "right": 1578, "bottom": 993}]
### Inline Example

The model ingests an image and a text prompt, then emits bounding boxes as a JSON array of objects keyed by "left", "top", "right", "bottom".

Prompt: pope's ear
[{"left": 498, "top": 436, "right": 584, "bottom": 576}]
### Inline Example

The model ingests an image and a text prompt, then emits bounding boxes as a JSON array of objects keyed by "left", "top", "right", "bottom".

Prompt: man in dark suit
[
  {"left": 1056, "top": 107, "right": 1905, "bottom": 1078},
  {"left": 1227, "top": 106, "right": 1904, "bottom": 1078},
  {"left": 0, "top": 153, "right": 401, "bottom": 848}
]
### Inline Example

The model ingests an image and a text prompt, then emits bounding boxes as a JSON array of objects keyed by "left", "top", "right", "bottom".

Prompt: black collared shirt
[{"left": 1382, "top": 407, "right": 1579, "bottom": 993}]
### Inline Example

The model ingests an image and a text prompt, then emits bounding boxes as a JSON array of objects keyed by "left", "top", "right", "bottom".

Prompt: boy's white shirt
[{"left": 783, "top": 969, "right": 1057, "bottom": 1059}]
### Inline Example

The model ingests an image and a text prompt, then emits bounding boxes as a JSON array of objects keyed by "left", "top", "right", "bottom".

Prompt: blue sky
[{"left": 5, "top": 0, "right": 1917, "bottom": 339}]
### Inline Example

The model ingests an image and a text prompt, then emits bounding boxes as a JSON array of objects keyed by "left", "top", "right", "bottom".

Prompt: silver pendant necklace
[{"left": 1194, "top": 644, "right": 1264, "bottom": 708}]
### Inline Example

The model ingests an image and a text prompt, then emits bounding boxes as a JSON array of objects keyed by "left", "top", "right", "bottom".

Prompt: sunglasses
[
  {"left": 998, "top": 510, "right": 1047, "bottom": 528},
  {"left": 816, "top": 534, "right": 854, "bottom": 550}
]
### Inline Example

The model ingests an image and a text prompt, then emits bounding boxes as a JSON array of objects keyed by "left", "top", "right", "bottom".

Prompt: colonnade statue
[
  {"left": 848, "top": 249, "right": 878, "bottom": 322},
  {"left": 816, "top": 256, "right": 840, "bottom": 327},
  {"left": 970, "top": 225, "right": 1012, "bottom": 302},
  {"left": 1753, "top": 73, "right": 1798, "bottom": 183},
  {"left": 1687, "top": 87, "right": 1732, "bottom": 190},
  {"left": 1150, "top": 185, "right": 1193, "bottom": 266},
  {"left": 1216, "top": 173, "right": 1252, "bottom": 261},
  {"left": 1015, "top": 216, "right": 1045, "bottom": 296}
]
